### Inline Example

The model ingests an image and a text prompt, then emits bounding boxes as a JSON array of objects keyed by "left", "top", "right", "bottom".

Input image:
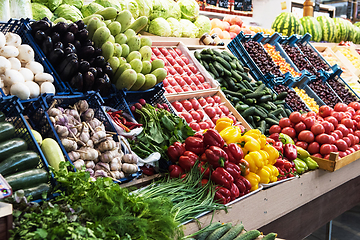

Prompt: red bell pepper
[
  {"left": 266, "top": 138, "right": 276, "bottom": 145},
  {"left": 205, "top": 146, "right": 228, "bottom": 168},
  {"left": 269, "top": 133, "right": 280, "bottom": 142},
  {"left": 193, "top": 132, "right": 204, "bottom": 139},
  {"left": 274, "top": 158, "right": 286, "bottom": 168},
  {"left": 198, "top": 161, "right": 210, "bottom": 179},
  {"left": 284, "top": 143, "right": 297, "bottom": 161},
  {"left": 167, "top": 142, "right": 186, "bottom": 163},
  {"left": 178, "top": 151, "right": 198, "bottom": 172},
  {"left": 200, "top": 179, "right": 208, "bottom": 186},
  {"left": 224, "top": 161, "right": 241, "bottom": 180},
  {"left": 168, "top": 165, "right": 184, "bottom": 178},
  {"left": 229, "top": 182, "right": 240, "bottom": 201},
  {"left": 239, "top": 159, "right": 250, "bottom": 176},
  {"left": 203, "top": 129, "right": 225, "bottom": 148},
  {"left": 185, "top": 136, "right": 205, "bottom": 155},
  {"left": 274, "top": 141, "right": 283, "bottom": 154},
  {"left": 223, "top": 143, "right": 244, "bottom": 164},
  {"left": 234, "top": 175, "right": 251, "bottom": 197},
  {"left": 140, "top": 165, "right": 155, "bottom": 176},
  {"left": 214, "top": 186, "right": 231, "bottom": 204},
  {"left": 211, "top": 167, "right": 234, "bottom": 189},
  {"left": 200, "top": 152, "right": 207, "bottom": 162}
]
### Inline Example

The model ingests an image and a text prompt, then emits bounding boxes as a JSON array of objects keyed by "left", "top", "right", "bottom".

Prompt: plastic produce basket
[
  {"left": 0, "top": 19, "right": 69, "bottom": 100},
  {"left": 0, "top": 95, "right": 56, "bottom": 200},
  {"left": 325, "top": 74, "right": 360, "bottom": 103},
  {"left": 23, "top": 92, "right": 141, "bottom": 184}
]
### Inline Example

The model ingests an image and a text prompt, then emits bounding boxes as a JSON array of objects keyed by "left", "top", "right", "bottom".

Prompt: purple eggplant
[
  {"left": 54, "top": 42, "right": 64, "bottom": 50},
  {"left": 94, "top": 48, "right": 102, "bottom": 57},
  {"left": 75, "top": 29, "right": 89, "bottom": 42},
  {"left": 68, "top": 23, "right": 79, "bottom": 34},
  {"left": 95, "top": 67, "right": 104, "bottom": 78},
  {"left": 66, "top": 43, "right": 77, "bottom": 53},
  {"left": 60, "top": 59, "right": 79, "bottom": 82},
  {"left": 94, "top": 56, "right": 106, "bottom": 68},
  {"left": 61, "top": 32, "right": 74, "bottom": 44},
  {"left": 53, "top": 22, "right": 68, "bottom": 34},
  {"left": 70, "top": 72, "right": 83, "bottom": 91},
  {"left": 88, "top": 67, "right": 97, "bottom": 78},
  {"left": 50, "top": 32, "right": 61, "bottom": 43},
  {"left": 83, "top": 71, "right": 95, "bottom": 92},
  {"left": 48, "top": 48, "right": 64, "bottom": 64},
  {"left": 75, "top": 20, "right": 85, "bottom": 30},
  {"left": 79, "top": 45, "right": 94, "bottom": 59},
  {"left": 94, "top": 77, "right": 111, "bottom": 96},
  {"left": 103, "top": 65, "right": 113, "bottom": 78},
  {"left": 73, "top": 40, "right": 81, "bottom": 51},
  {"left": 79, "top": 61, "right": 90, "bottom": 73},
  {"left": 34, "top": 30, "right": 46, "bottom": 44},
  {"left": 56, "top": 53, "right": 77, "bottom": 73},
  {"left": 41, "top": 36, "right": 53, "bottom": 56},
  {"left": 83, "top": 39, "right": 93, "bottom": 46},
  {"left": 31, "top": 20, "right": 51, "bottom": 33}
]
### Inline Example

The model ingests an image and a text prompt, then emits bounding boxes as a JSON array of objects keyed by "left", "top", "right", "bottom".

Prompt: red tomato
[
  {"left": 303, "top": 116, "right": 316, "bottom": 129},
  {"left": 321, "top": 121, "right": 334, "bottom": 134},
  {"left": 320, "top": 144, "right": 332, "bottom": 155},
  {"left": 227, "top": 115, "right": 237, "bottom": 123},
  {"left": 213, "top": 95, "right": 222, "bottom": 104},
  {"left": 348, "top": 102, "right": 360, "bottom": 110},
  {"left": 174, "top": 48, "right": 182, "bottom": 56},
  {"left": 214, "top": 106, "right": 222, "bottom": 115},
  {"left": 341, "top": 118, "right": 354, "bottom": 129},
  {"left": 181, "top": 56, "right": 189, "bottom": 65},
  {"left": 165, "top": 87, "right": 176, "bottom": 94},
  {"left": 195, "top": 74, "right": 205, "bottom": 83},
  {"left": 281, "top": 127, "right": 296, "bottom": 139},
  {"left": 345, "top": 149, "right": 352, "bottom": 155},
  {"left": 269, "top": 125, "right": 282, "bottom": 134},
  {"left": 182, "top": 76, "right": 192, "bottom": 85},
  {"left": 319, "top": 105, "right": 333, "bottom": 118},
  {"left": 331, "top": 144, "right": 338, "bottom": 152},
  {"left": 315, "top": 133, "right": 331, "bottom": 145},
  {"left": 189, "top": 122, "right": 200, "bottom": 131},
  {"left": 152, "top": 47, "right": 162, "bottom": 56},
  {"left": 168, "top": 49, "right": 177, "bottom": 58},
  {"left": 189, "top": 99, "right": 200, "bottom": 110},
  {"left": 324, "top": 116, "right": 338, "bottom": 128},
  {"left": 188, "top": 64, "right": 198, "bottom": 74},
  {"left": 172, "top": 101, "right": 184, "bottom": 112},
  {"left": 204, "top": 106, "right": 216, "bottom": 118},
  {"left": 199, "top": 121, "right": 209, "bottom": 130},
  {"left": 338, "top": 151, "right": 347, "bottom": 158},
  {"left": 295, "top": 122, "right": 307, "bottom": 134},
  {"left": 219, "top": 105, "right": 230, "bottom": 115},
  {"left": 296, "top": 141, "right": 308, "bottom": 150},
  {"left": 323, "top": 154, "right": 330, "bottom": 159},
  {"left": 182, "top": 86, "right": 191, "bottom": 92},
  {"left": 181, "top": 100, "right": 193, "bottom": 111},
  {"left": 335, "top": 139, "right": 348, "bottom": 151},
  {"left": 347, "top": 133, "right": 356, "bottom": 146},
  {"left": 289, "top": 112, "right": 302, "bottom": 124},
  {"left": 334, "top": 103, "right": 348, "bottom": 112},
  {"left": 316, "top": 116, "right": 324, "bottom": 122},
  {"left": 205, "top": 119, "right": 215, "bottom": 128},
  {"left": 190, "top": 110, "right": 201, "bottom": 122},
  {"left": 331, "top": 132, "right": 340, "bottom": 140},
  {"left": 298, "top": 130, "right": 315, "bottom": 143},
  {"left": 307, "top": 112, "right": 316, "bottom": 117},
  {"left": 348, "top": 147, "right": 355, "bottom": 153},
  {"left": 205, "top": 96, "right": 215, "bottom": 106},
  {"left": 353, "top": 144, "right": 360, "bottom": 151},
  {"left": 173, "top": 64, "right": 184, "bottom": 75},
  {"left": 180, "top": 112, "right": 193, "bottom": 123},
  {"left": 336, "top": 124, "right": 349, "bottom": 137},
  {"left": 173, "top": 86, "right": 184, "bottom": 93},
  {"left": 311, "top": 123, "right": 325, "bottom": 136},
  {"left": 211, "top": 116, "right": 220, "bottom": 124},
  {"left": 198, "top": 97, "right": 207, "bottom": 107},
  {"left": 202, "top": 83, "right": 211, "bottom": 89},
  {"left": 354, "top": 135, "right": 360, "bottom": 144},
  {"left": 166, "top": 55, "right": 176, "bottom": 65},
  {"left": 301, "top": 112, "right": 308, "bottom": 121},
  {"left": 312, "top": 153, "right": 323, "bottom": 158},
  {"left": 279, "top": 118, "right": 291, "bottom": 128},
  {"left": 331, "top": 111, "right": 342, "bottom": 122},
  {"left": 196, "top": 109, "right": 205, "bottom": 120},
  {"left": 343, "top": 137, "right": 352, "bottom": 147},
  {"left": 162, "top": 78, "right": 169, "bottom": 87},
  {"left": 354, "top": 130, "right": 360, "bottom": 139},
  {"left": 346, "top": 107, "right": 356, "bottom": 117}
]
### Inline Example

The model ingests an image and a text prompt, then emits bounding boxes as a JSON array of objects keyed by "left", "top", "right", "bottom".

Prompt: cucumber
[
  {"left": 259, "top": 120, "right": 266, "bottom": 134},
  {"left": 274, "top": 100, "right": 285, "bottom": 105},
  {"left": 244, "top": 98, "right": 256, "bottom": 105},
  {"left": 285, "top": 109, "right": 292, "bottom": 117},
  {"left": 219, "top": 224, "right": 244, "bottom": 240},
  {"left": 206, "top": 48, "right": 214, "bottom": 55},
  {"left": 0, "top": 138, "right": 27, "bottom": 162},
  {"left": 244, "top": 91, "right": 266, "bottom": 99},
  {"left": 234, "top": 230, "right": 261, "bottom": 240},
  {"left": 235, "top": 61, "right": 244, "bottom": 72},
  {"left": 41, "top": 138, "right": 65, "bottom": 172},
  {"left": 256, "top": 81, "right": 263, "bottom": 86},
  {"left": 254, "top": 84, "right": 266, "bottom": 93},
  {"left": 194, "top": 51, "right": 201, "bottom": 60},
  {"left": 258, "top": 95, "right": 273, "bottom": 103},
  {"left": 23, "top": 183, "right": 50, "bottom": 200},
  {"left": 213, "top": 61, "right": 225, "bottom": 76},
  {"left": 0, "top": 111, "right": 5, "bottom": 122},
  {"left": 257, "top": 105, "right": 269, "bottom": 115},
  {"left": 276, "top": 92, "right": 288, "bottom": 100},
  {"left": 221, "top": 53, "right": 233, "bottom": 62},
  {"left": 231, "top": 70, "right": 242, "bottom": 82},
  {"left": 267, "top": 113, "right": 279, "bottom": 122},
  {"left": 262, "top": 233, "right": 277, "bottom": 240},
  {"left": 223, "top": 68, "right": 232, "bottom": 77},
  {"left": 268, "top": 102, "right": 277, "bottom": 110},
  {"left": 206, "top": 223, "right": 232, "bottom": 240},
  {"left": 265, "top": 117, "right": 279, "bottom": 125},
  {"left": 202, "top": 61, "right": 210, "bottom": 71},
  {"left": 224, "top": 77, "right": 237, "bottom": 91},
  {"left": 222, "top": 51, "right": 237, "bottom": 60},
  {"left": 222, "top": 89, "right": 244, "bottom": 99},
  {"left": 235, "top": 82, "right": 246, "bottom": 90},
  {"left": 201, "top": 54, "right": 215, "bottom": 62},
  {"left": 0, "top": 151, "right": 40, "bottom": 177},
  {"left": 246, "top": 116, "right": 256, "bottom": 128},
  {"left": 216, "top": 56, "right": 232, "bottom": 71},
  {"left": 254, "top": 116, "right": 261, "bottom": 122},
  {"left": 259, "top": 103, "right": 272, "bottom": 110},
  {"left": 269, "top": 108, "right": 283, "bottom": 116},
  {"left": 213, "top": 50, "right": 223, "bottom": 57},
  {"left": 0, "top": 122, "right": 15, "bottom": 143},
  {"left": 230, "top": 60, "right": 237, "bottom": 70},
  {"left": 208, "top": 72, "right": 215, "bottom": 79},
  {"left": 196, "top": 222, "right": 223, "bottom": 240},
  {"left": 272, "top": 93, "right": 277, "bottom": 101},
  {"left": 235, "top": 104, "right": 250, "bottom": 112},
  {"left": 230, "top": 97, "right": 241, "bottom": 105},
  {"left": 238, "top": 72, "right": 251, "bottom": 82},
  {"left": 5, "top": 168, "right": 48, "bottom": 191},
  {"left": 254, "top": 107, "right": 267, "bottom": 117},
  {"left": 242, "top": 80, "right": 254, "bottom": 90},
  {"left": 208, "top": 63, "right": 219, "bottom": 78},
  {"left": 241, "top": 106, "right": 255, "bottom": 118},
  {"left": 221, "top": 79, "right": 229, "bottom": 89}
]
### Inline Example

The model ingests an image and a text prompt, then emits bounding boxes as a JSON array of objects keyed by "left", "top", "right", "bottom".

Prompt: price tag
[
  {"left": 218, "top": 0, "right": 228, "bottom": 8},
  {"left": 207, "top": 0, "right": 217, "bottom": 6},
  {"left": 234, "top": 0, "right": 243, "bottom": 11}
]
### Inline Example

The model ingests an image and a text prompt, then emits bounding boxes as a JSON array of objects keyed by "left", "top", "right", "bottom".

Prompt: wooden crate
[
  {"left": 166, "top": 89, "right": 252, "bottom": 131},
  {"left": 311, "top": 150, "right": 360, "bottom": 172}
]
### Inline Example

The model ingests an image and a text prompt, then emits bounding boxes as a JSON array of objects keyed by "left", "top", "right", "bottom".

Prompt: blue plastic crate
[
  {"left": 326, "top": 74, "right": 360, "bottom": 104},
  {"left": 0, "top": 19, "right": 69, "bottom": 98}
]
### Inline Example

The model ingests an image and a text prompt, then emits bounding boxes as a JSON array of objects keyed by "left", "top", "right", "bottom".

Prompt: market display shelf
[{"left": 260, "top": 176, "right": 297, "bottom": 189}]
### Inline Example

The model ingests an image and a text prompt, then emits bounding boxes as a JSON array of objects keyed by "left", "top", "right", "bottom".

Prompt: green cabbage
[
  {"left": 127, "top": 0, "right": 139, "bottom": 18},
  {"left": 10, "top": 0, "right": 32, "bottom": 19},
  {"left": 0, "top": 0, "right": 10, "bottom": 21},
  {"left": 94, "top": 0, "right": 121, "bottom": 11},
  {"left": 180, "top": 19, "right": 199, "bottom": 38},
  {"left": 166, "top": 0, "right": 181, "bottom": 20},
  {"left": 32, "top": 3, "right": 53, "bottom": 20},
  {"left": 62, "top": 0, "right": 83, "bottom": 9},
  {"left": 177, "top": 0, "right": 199, "bottom": 21},
  {"left": 32, "top": 0, "right": 62, "bottom": 11},
  {"left": 118, "top": 0, "right": 128, "bottom": 10},
  {"left": 135, "top": 0, "right": 151, "bottom": 18},
  {"left": 194, "top": 15, "right": 211, "bottom": 38},
  {"left": 81, "top": 2, "right": 104, "bottom": 18},
  {"left": 150, "top": 0, "right": 169, "bottom": 20},
  {"left": 167, "top": 17, "right": 181, "bottom": 37},
  {"left": 149, "top": 17, "right": 171, "bottom": 37},
  {"left": 54, "top": 4, "right": 83, "bottom": 22}
]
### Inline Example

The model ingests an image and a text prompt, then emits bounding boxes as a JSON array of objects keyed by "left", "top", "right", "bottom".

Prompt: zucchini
[
  {"left": 213, "top": 61, "right": 225, "bottom": 76},
  {"left": 258, "top": 95, "right": 273, "bottom": 103},
  {"left": 234, "top": 230, "right": 261, "bottom": 240},
  {"left": 219, "top": 224, "right": 244, "bottom": 240},
  {"left": 23, "top": 183, "right": 50, "bottom": 200},
  {"left": 0, "top": 138, "right": 27, "bottom": 162},
  {"left": 5, "top": 168, "right": 48, "bottom": 191},
  {"left": 221, "top": 79, "right": 229, "bottom": 89},
  {"left": 235, "top": 104, "right": 250, "bottom": 112},
  {"left": 0, "top": 111, "right": 5, "bottom": 122},
  {"left": 194, "top": 51, "right": 201, "bottom": 60},
  {"left": 241, "top": 106, "right": 256, "bottom": 118},
  {"left": 276, "top": 92, "right": 288, "bottom": 100},
  {"left": 0, "top": 122, "right": 15, "bottom": 143},
  {"left": 244, "top": 91, "right": 266, "bottom": 99},
  {"left": 206, "top": 223, "right": 232, "bottom": 240},
  {"left": 262, "top": 232, "right": 277, "bottom": 240},
  {"left": 244, "top": 98, "right": 256, "bottom": 105},
  {"left": 265, "top": 117, "right": 279, "bottom": 126},
  {"left": 0, "top": 151, "right": 40, "bottom": 177},
  {"left": 259, "top": 120, "right": 266, "bottom": 134},
  {"left": 196, "top": 222, "right": 223, "bottom": 240},
  {"left": 41, "top": 138, "right": 65, "bottom": 172},
  {"left": 223, "top": 89, "right": 244, "bottom": 99},
  {"left": 239, "top": 88, "right": 249, "bottom": 94},
  {"left": 231, "top": 70, "right": 242, "bottom": 82}
]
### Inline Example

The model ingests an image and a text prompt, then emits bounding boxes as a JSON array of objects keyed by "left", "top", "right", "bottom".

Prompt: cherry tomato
[
  {"left": 180, "top": 112, "right": 193, "bottom": 123},
  {"left": 172, "top": 101, "right": 184, "bottom": 112},
  {"left": 205, "top": 119, "right": 215, "bottom": 128},
  {"left": 198, "top": 97, "right": 207, "bottom": 107},
  {"left": 189, "top": 99, "right": 200, "bottom": 110},
  {"left": 227, "top": 115, "right": 237, "bottom": 124},
  {"left": 213, "top": 95, "right": 221, "bottom": 104},
  {"left": 196, "top": 109, "right": 205, "bottom": 120},
  {"left": 205, "top": 96, "right": 215, "bottom": 106}
]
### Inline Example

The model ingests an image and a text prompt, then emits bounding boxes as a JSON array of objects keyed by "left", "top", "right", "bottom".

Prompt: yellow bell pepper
[
  {"left": 259, "top": 150, "right": 270, "bottom": 165},
  {"left": 262, "top": 144, "right": 279, "bottom": 165},
  {"left": 215, "top": 117, "right": 233, "bottom": 132},
  {"left": 240, "top": 135, "right": 261, "bottom": 153},
  {"left": 245, "top": 172, "right": 261, "bottom": 191},
  {"left": 257, "top": 167, "right": 271, "bottom": 184},
  {"left": 266, "top": 165, "right": 279, "bottom": 183},
  {"left": 244, "top": 151, "right": 264, "bottom": 172},
  {"left": 220, "top": 126, "right": 241, "bottom": 144},
  {"left": 244, "top": 129, "right": 262, "bottom": 138},
  {"left": 259, "top": 135, "right": 267, "bottom": 149}
]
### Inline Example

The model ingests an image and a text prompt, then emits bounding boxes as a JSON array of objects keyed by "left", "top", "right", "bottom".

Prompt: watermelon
[
  {"left": 353, "top": 26, "right": 360, "bottom": 44},
  {"left": 344, "top": 20, "right": 355, "bottom": 41},
  {"left": 300, "top": 16, "right": 322, "bottom": 42},
  {"left": 299, "top": 23, "right": 304, "bottom": 36},
  {"left": 316, "top": 16, "right": 335, "bottom": 42},
  {"left": 272, "top": 12, "right": 302, "bottom": 37},
  {"left": 333, "top": 18, "right": 348, "bottom": 43}
]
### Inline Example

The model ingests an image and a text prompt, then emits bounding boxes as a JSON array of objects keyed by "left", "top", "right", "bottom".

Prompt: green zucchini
[
  {"left": 0, "top": 151, "right": 40, "bottom": 177},
  {"left": 0, "top": 111, "right": 5, "bottom": 122},
  {"left": 0, "top": 122, "right": 15, "bottom": 143},
  {"left": 244, "top": 91, "right": 266, "bottom": 99},
  {"left": 231, "top": 97, "right": 241, "bottom": 105},
  {"left": 234, "top": 230, "right": 261, "bottom": 240},
  {"left": 235, "top": 104, "right": 250, "bottom": 112},
  {"left": 231, "top": 70, "right": 242, "bottom": 82},
  {"left": 262, "top": 233, "right": 277, "bottom": 240},
  {"left": 23, "top": 183, "right": 50, "bottom": 200},
  {"left": 219, "top": 224, "right": 244, "bottom": 240},
  {"left": 0, "top": 138, "right": 28, "bottom": 162},
  {"left": 258, "top": 95, "right": 273, "bottom": 103},
  {"left": 206, "top": 223, "right": 232, "bottom": 240},
  {"left": 265, "top": 117, "right": 279, "bottom": 126},
  {"left": 222, "top": 89, "right": 244, "bottom": 99},
  {"left": 194, "top": 51, "right": 201, "bottom": 60},
  {"left": 196, "top": 222, "right": 223, "bottom": 240},
  {"left": 213, "top": 61, "right": 225, "bottom": 76},
  {"left": 235, "top": 82, "right": 246, "bottom": 90},
  {"left": 241, "top": 106, "right": 256, "bottom": 118},
  {"left": 208, "top": 63, "right": 219, "bottom": 78},
  {"left": 5, "top": 168, "right": 48, "bottom": 191},
  {"left": 276, "top": 92, "right": 288, "bottom": 100}
]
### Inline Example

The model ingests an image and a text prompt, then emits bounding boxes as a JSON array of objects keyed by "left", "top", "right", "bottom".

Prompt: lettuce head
[
  {"left": 81, "top": 2, "right": 104, "bottom": 18},
  {"left": 166, "top": 0, "right": 181, "bottom": 20},
  {"left": 150, "top": 0, "right": 169, "bottom": 20},
  {"left": 167, "top": 17, "right": 181, "bottom": 37},
  {"left": 94, "top": 0, "right": 121, "bottom": 11},
  {"left": 62, "top": 0, "right": 83, "bottom": 9},
  {"left": 54, "top": 4, "right": 83, "bottom": 22},
  {"left": 32, "top": 3, "right": 53, "bottom": 20},
  {"left": 32, "top": 0, "right": 62, "bottom": 11},
  {"left": 194, "top": 15, "right": 211, "bottom": 37},
  {"left": 135, "top": 0, "right": 151, "bottom": 18},
  {"left": 178, "top": 0, "right": 199, "bottom": 21},
  {"left": 127, "top": 0, "right": 139, "bottom": 18},
  {"left": 149, "top": 17, "right": 171, "bottom": 37},
  {"left": 180, "top": 19, "right": 199, "bottom": 38}
]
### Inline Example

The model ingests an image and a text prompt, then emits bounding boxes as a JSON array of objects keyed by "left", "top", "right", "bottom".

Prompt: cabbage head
[
  {"left": 32, "top": 0, "right": 62, "bottom": 11},
  {"left": 118, "top": 0, "right": 128, "bottom": 10},
  {"left": 166, "top": 0, "right": 181, "bottom": 20},
  {"left": 62, "top": 0, "right": 83, "bottom": 9},
  {"left": 194, "top": 15, "right": 211, "bottom": 37},
  {"left": 127, "top": 0, "right": 139, "bottom": 18},
  {"left": 150, "top": 0, "right": 169, "bottom": 20},
  {"left": 32, "top": 3, "right": 53, "bottom": 20},
  {"left": 134, "top": 0, "right": 150, "bottom": 17},
  {"left": 54, "top": 4, "right": 83, "bottom": 22},
  {"left": 94, "top": 0, "right": 121, "bottom": 11},
  {"left": 149, "top": 17, "right": 171, "bottom": 37},
  {"left": 81, "top": 2, "right": 104, "bottom": 18},
  {"left": 180, "top": 19, "right": 199, "bottom": 38},
  {"left": 178, "top": 0, "right": 199, "bottom": 21},
  {"left": 167, "top": 17, "right": 181, "bottom": 37}
]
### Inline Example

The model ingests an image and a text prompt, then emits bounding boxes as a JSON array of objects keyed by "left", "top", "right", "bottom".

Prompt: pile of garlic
[{"left": 0, "top": 32, "right": 56, "bottom": 100}]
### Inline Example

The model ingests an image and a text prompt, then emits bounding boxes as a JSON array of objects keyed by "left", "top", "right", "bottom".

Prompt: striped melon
[
  {"left": 300, "top": 16, "right": 322, "bottom": 42},
  {"left": 344, "top": 20, "right": 355, "bottom": 41},
  {"left": 316, "top": 16, "right": 335, "bottom": 42},
  {"left": 353, "top": 26, "right": 360, "bottom": 44},
  {"left": 333, "top": 18, "right": 348, "bottom": 43},
  {"left": 299, "top": 23, "right": 304, "bottom": 36},
  {"left": 272, "top": 12, "right": 301, "bottom": 37}
]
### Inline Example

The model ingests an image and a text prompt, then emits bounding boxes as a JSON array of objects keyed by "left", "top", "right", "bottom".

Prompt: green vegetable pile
[{"left": 9, "top": 162, "right": 183, "bottom": 240}]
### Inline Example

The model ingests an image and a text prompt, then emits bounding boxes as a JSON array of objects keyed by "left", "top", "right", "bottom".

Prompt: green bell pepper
[
  {"left": 302, "top": 157, "right": 319, "bottom": 170},
  {"left": 293, "top": 158, "right": 308, "bottom": 174},
  {"left": 279, "top": 133, "right": 295, "bottom": 145}
]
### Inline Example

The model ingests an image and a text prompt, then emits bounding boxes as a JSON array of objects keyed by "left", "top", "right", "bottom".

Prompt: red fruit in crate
[
  {"left": 308, "top": 142, "right": 320, "bottom": 154},
  {"left": 199, "top": 121, "right": 209, "bottom": 130},
  {"left": 188, "top": 64, "right": 198, "bottom": 74},
  {"left": 163, "top": 78, "right": 169, "bottom": 87},
  {"left": 183, "top": 86, "right": 191, "bottom": 92},
  {"left": 190, "top": 75, "right": 198, "bottom": 82},
  {"left": 311, "top": 123, "right": 325, "bottom": 136},
  {"left": 189, "top": 99, "right": 200, "bottom": 110},
  {"left": 177, "top": 79, "right": 186, "bottom": 87},
  {"left": 205, "top": 119, "right": 215, "bottom": 128},
  {"left": 219, "top": 105, "right": 229, "bottom": 115},
  {"left": 165, "top": 87, "right": 176, "bottom": 94},
  {"left": 167, "top": 67, "right": 177, "bottom": 75},
  {"left": 279, "top": 118, "right": 291, "bottom": 128},
  {"left": 205, "top": 96, "right": 215, "bottom": 106},
  {"left": 189, "top": 122, "right": 200, "bottom": 131},
  {"left": 269, "top": 125, "right": 281, "bottom": 134},
  {"left": 172, "top": 101, "right": 184, "bottom": 112},
  {"left": 174, "top": 48, "right": 182, "bottom": 56},
  {"left": 331, "top": 132, "right": 339, "bottom": 140},
  {"left": 336, "top": 124, "right": 349, "bottom": 137},
  {"left": 152, "top": 47, "right": 161, "bottom": 56},
  {"left": 181, "top": 112, "right": 193, "bottom": 123},
  {"left": 151, "top": 55, "right": 157, "bottom": 61},
  {"left": 174, "top": 75, "right": 182, "bottom": 82},
  {"left": 341, "top": 118, "right": 354, "bottom": 129},
  {"left": 319, "top": 105, "right": 333, "bottom": 118},
  {"left": 166, "top": 56, "right": 176, "bottom": 66},
  {"left": 190, "top": 110, "right": 201, "bottom": 122},
  {"left": 214, "top": 106, "right": 222, "bottom": 115},
  {"left": 196, "top": 74, "right": 205, "bottom": 83},
  {"left": 183, "top": 66, "right": 192, "bottom": 76},
  {"left": 196, "top": 109, "right": 205, "bottom": 119},
  {"left": 212, "top": 116, "right": 220, "bottom": 124},
  {"left": 198, "top": 97, "right": 207, "bottom": 107},
  {"left": 159, "top": 47, "right": 170, "bottom": 56},
  {"left": 190, "top": 85, "right": 198, "bottom": 91},
  {"left": 181, "top": 55, "right": 189, "bottom": 64},
  {"left": 183, "top": 75, "right": 192, "bottom": 85},
  {"left": 168, "top": 78, "right": 177, "bottom": 86},
  {"left": 213, "top": 95, "right": 222, "bottom": 104},
  {"left": 303, "top": 117, "right": 316, "bottom": 129},
  {"left": 169, "top": 49, "right": 177, "bottom": 58},
  {"left": 227, "top": 115, "right": 237, "bottom": 123},
  {"left": 349, "top": 102, "right": 360, "bottom": 110},
  {"left": 181, "top": 100, "right": 193, "bottom": 111},
  {"left": 343, "top": 137, "right": 352, "bottom": 147},
  {"left": 296, "top": 141, "right": 308, "bottom": 150},
  {"left": 324, "top": 116, "right": 338, "bottom": 128},
  {"left": 289, "top": 112, "right": 302, "bottom": 124},
  {"left": 173, "top": 86, "right": 183, "bottom": 93},
  {"left": 192, "top": 77, "right": 200, "bottom": 85},
  {"left": 175, "top": 57, "right": 186, "bottom": 67},
  {"left": 298, "top": 130, "right": 314, "bottom": 143},
  {"left": 348, "top": 133, "right": 356, "bottom": 146},
  {"left": 203, "top": 83, "right": 211, "bottom": 89},
  {"left": 204, "top": 106, "right": 216, "bottom": 118},
  {"left": 281, "top": 127, "right": 296, "bottom": 139},
  {"left": 197, "top": 85, "right": 204, "bottom": 90},
  {"left": 174, "top": 64, "right": 184, "bottom": 75}
]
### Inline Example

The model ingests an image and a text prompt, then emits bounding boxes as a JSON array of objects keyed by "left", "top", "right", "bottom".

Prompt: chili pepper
[
  {"left": 284, "top": 143, "right": 297, "bottom": 161},
  {"left": 244, "top": 151, "right": 264, "bottom": 173},
  {"left": 125, "top": 122, "right": 143, "bottom": 127},
  {"left": 178, "top": 151, "right": 198, "bottom": 172},
  {"left": 200, "top": 152, "right": 207, "bottom": 162},
  {"left": 274, "top": 141, "right": 283, "bottom": 154},
  {"left": 219, "top": 126, "right": 241, "bottom": 144},
  {"left": 129, "top": 125, "right": 137, "bottom": 130},
  {"left": 279, "top": 133, "right": 295, "bottom": 145},
  {"left": 111, "top": 115, "right": 130, "bottom": 132},
  {"left": 203, "top": 129, "right": 225, "bottom": 148},
  {"left": 296, "top": 146, "right": 310, "bottom": 159},
  {"left": 211, "top": 167, "right": 234, "bottom": 189},
  {"left": 198, "top": 161, "right": 210, "bottom": 179},
  {"left": 111, "top": 110, "right": 123, "bottom": 115},
  {"left": 302, "top": 157, "right": 319, "bottom": 170},
  {"left": 245, "top": 172, "right": 260, "bottom": 191},
  {"left": 140, "top": 165, "right": 155, "bottom": 176},
  {"left": 229, "top": 183, "right": 240, "bottom": 201},
  {"left": 167, "top": 142, "right": 186, "bottom": 163},
  {"left": 293, "top": 158, "right": 308, "bottom": 174},
  {"left": 181, "top": 173, "right": 187, "bottom": 179},
  {"left": 168, "top": 165, "right": 184, "bottom": 178},
  {"left": 224, "top": 161, "right": 241, "bottom": 180},
  {"left": 257, "top": 167, "right": 271, "bottom": 184},
  {"left": 200, "top": 179, "right": 208, "bottom": 186},
  {"left": 240, "top": 135, "right": 261, "bottom": 153},
  {"left": 185, "top": 136, "right": 205, "bottom": 155},
  {"left": 215, "top": 117, "right": 233, "bottom": 132},
  {"left": 205, "top": 146, "right": 229, "bottom": 168},
  {"left": 239, "top": 159, "right": 250, "bottom": 176},
  {"left": 223, "top": 143, "right": 244, "bottom": 164},
  {"left": 214, "top": 186, "right": 231, "bottom": 204},
  {"left": 266, "top": 138, "right": 276, "bottom": 145}
]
